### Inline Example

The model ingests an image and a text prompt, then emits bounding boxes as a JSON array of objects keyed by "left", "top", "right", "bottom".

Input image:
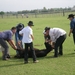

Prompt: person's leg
[
  {"left": 54, "top": 42, "right": 59, "bottom": 57},
  {"left": 59, "top": 44, "right": 63, "bottom": 55},
  {"left": 0, "top": 39, "right": 9, "bottom": 60},
  {"left": 59, "top": 34, "right": 66, "bottom": 55},
  {"left": 73, "top": 33, "right": 75, "bottom": 44},
  {"left": 16, "top": 42, "right": 20, "bottom": 55},
  {"left": 24, "top": 43, "right": 29, "bottom": 63},
  {"left": 29, "top": 42, "right": 37, "bottom": 61},
  {"left": 54, "top": 36, "right": 64, "bottom": 57},
  {"left": 55, "top": 35, "right": 66, "bottom": 57}
]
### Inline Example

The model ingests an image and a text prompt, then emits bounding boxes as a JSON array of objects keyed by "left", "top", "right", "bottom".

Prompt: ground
[{"left": 0, "top": 15, "right": 75, "bottom": 75}]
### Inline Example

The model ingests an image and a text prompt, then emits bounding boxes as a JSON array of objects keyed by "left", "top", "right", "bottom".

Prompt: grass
[{"left": 0, "top": 15, "right": 75, "bottom": 75}]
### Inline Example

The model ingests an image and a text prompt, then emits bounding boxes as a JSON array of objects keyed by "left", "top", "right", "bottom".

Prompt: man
[
  {"left": 68, "top": 14, "right": 75, "bottom": 44},
  {"left": 19, "top": 21, "right": 39, "bottom": 64},
  {"left": 45, "top": 27, "right": 66, "bottom": 57},
  {"left": 43, "top": 27, "right": 54, "bottom": 48},
  {"left": 15, "top": 23, "right": 24, "bottom": 57},
  {"left": 0, "top": 27, "right": 17, "bottom": 60}
]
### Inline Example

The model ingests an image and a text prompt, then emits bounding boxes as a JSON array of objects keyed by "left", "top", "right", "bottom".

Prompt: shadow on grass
[
  {"left": 0, "top": 52, "right": 75, "bottom": 68},
  {"left": 46, "top": 52, "right": 75, "bottom": 59},
  {"left": 0, "top": 58, "right": 24, "bottom": 68},
  {"left": 63, "top": 52, "right": 75, "bottom": 57},
  {"left": 0, "top": 63, "right": 24, "bottom": 68}
]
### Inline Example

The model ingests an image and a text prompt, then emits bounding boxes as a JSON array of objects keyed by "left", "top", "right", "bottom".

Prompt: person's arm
[
  {"left": 68, "top": 21, "right": 74, "bottom": 37},
  {"left": 15, "top": 32, "right": 22, "bottom": 46},
  {"left": 68, "top": 29, "right": 73, "bottom": 37},
  {"left": 31, "top": 34, "right": 34, "bottom": 40},
  {"left": 19, "top": 29, "right": 24, "bottom": 36},
  {"left": 15, "top": 32, "right": 19, "bottom": 42},
  {"left": 7, "top": 40, "right": 17, "bottom": 50}
]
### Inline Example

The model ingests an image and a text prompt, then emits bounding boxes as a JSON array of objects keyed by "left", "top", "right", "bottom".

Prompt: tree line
[{"left": 0, "top": 6, "right": 75, "bottom": 18}]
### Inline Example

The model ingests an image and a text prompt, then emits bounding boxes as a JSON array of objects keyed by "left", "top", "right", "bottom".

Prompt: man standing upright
[
  {"left": 68, "top": 14, "right": 75, "bottom": 44},
  {"left": 19, "top": 21, "right": 38, "bottom": 64}
]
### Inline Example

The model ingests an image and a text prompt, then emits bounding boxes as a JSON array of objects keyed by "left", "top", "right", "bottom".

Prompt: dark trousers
[
  {"left": 0, "top": 38, "right": 9, "bottom": 59},
  {"left": 24, "top": 42, "right": 36, "bottom": 61},
  {"left": 54, "top": 34, "right": 66, "bottom": 57},
  {"left": 73, "top": 33, "right": 75, "bottom": 44}
]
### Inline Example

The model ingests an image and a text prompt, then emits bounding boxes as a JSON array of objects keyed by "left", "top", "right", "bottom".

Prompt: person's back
[
  {"left": 49, "top": 28, "right": 66, "bottom": 42},
  {"left": 22, "top": 26, "right": 33, "bottom": 43},
  {"left": 0, "top": 30, "right": 13, "bottom": 41}
]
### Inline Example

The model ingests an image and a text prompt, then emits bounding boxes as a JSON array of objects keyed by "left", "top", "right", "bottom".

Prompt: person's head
[
  {"left": 28, "top": 21, "right": 34, "bottom": 27},
  {"left": 44, "top": 27, "right": 50, "bottom": 36},
  {"left": 11, "top": 27, "right": 16, "bottom": 34},
  {"left": 16, "top": 23, "right": 24, "bottom": 31},
  {"left": 68, "top": 14, "right": 75, "bottom": 21}
]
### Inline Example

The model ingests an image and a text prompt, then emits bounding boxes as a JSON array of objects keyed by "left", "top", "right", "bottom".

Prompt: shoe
[
  {"left": 33, "top": 60, "right": 39, "bottom": 63},
  {"left": 24, "top": 61, "right": 28, "bottom": 64},
  {"left": 3, "top": 58, "right": 9, "bottom": 60},
  {"left": 58, "top": 53, "right": 63, "bottom": 55},
  {"left": 54, "top": 55, "right": 58, "bottom": 58},
  {"left": 14, "top": 54, "right": 20, "bottom": 58},
  {"left": 7, "top": 54, "right": 11, "bottom": 58}
]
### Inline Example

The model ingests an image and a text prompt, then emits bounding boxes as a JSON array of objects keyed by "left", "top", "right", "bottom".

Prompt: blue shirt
[
  {"left": 0, "top": 30, "right": 13, "bottom": 41},
  {"left": 70, "top": 18, "right": 75, "bottom": 33},
  {"left": 15, "top": 30, "right": 23, "bottom": 42}
]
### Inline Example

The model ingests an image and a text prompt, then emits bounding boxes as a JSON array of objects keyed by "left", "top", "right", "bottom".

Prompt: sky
[{"left": 0, "top": 0, "right": 75, "bottom": 12}]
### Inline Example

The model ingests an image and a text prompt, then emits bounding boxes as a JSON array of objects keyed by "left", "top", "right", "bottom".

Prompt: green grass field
[{"left": 0, "top": 15, "right": 75, "bottom": 75}]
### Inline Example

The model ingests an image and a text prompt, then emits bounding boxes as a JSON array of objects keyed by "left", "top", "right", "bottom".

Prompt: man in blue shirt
[
  {"left": 68, "top": 14, "right": 75, "bottom": 44},
  {"left": 15, "top": 23, "right": 24, "bottom": 57},
  {"left": 0, "top": 27, "right": 17, "bottom": 60}
]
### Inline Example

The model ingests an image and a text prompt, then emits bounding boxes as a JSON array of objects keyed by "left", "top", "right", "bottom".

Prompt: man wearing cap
[
  {"left": 15, "top": 23, "right": 24, "bottom": 57},
  {"left": 0, "top": 27, "right": 17, "bottom": 60},
  {"left": 43, "top": 27, "right": 54, "bottom": 50},
  {"left": 68, "top": 14, "right": 75, "bottom": 44},
  {"left": 19, "top": 21, "right": 38, "bottom": 64},
  {"left": 45, "top": 27, "right": 66, "bottom": 57}
]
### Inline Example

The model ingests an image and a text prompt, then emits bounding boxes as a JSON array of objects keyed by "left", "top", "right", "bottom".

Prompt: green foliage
[{"left": 0, "top": 15, "right": 75, "bottom": 75}]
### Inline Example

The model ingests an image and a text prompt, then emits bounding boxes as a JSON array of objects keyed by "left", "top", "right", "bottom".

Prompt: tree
[{"left": 0, "top": 11, "right": 4, "bottom": 18}]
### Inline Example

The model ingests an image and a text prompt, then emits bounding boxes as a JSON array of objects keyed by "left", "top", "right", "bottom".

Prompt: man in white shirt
[
  {"left": 45, "top": 27, "right": 66, "bottom": 57},
  {"left": 19, "top": 21, "right": 38, "bottom": 64}
]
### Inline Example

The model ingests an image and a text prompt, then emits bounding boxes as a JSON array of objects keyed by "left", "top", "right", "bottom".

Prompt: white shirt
[
  {"left": 19, "top": 26, "right": 33, "bottom": 43},
  {"left": 49, "top": 28, "right": 66, "bottom": 42}
]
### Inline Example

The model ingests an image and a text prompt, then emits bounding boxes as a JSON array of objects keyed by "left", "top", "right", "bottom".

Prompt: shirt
[
  {"left": 19, "top": 26, "right": 33, "bottom": 43},
  {"left": 70, "top": 18, "right": 75, "bottom": 33},
  {"left": 0, "top": 30, "right": 13, "bottom": 41},
  {"left": 15, "top": 30, "right": 23, "bottom": 42},
  {"left": 49, "top": 28, "right": 66, "bottom": 42}
]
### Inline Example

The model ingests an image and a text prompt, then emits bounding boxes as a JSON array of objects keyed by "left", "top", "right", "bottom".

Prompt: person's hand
[
  {"left": 68, "top": 33, "right": 70, "bottom": 37},
  {"left": 14, "top": 46, "right": 17, "bottom": 50},
  {"left": 17, "top": 41, "right": 21, "bottom": 45}
]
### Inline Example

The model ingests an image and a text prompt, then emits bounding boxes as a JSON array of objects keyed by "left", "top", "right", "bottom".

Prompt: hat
[
  {"left": 44, "top": 27, "right": 50, "bottom": 32},
  {"left": 68, "top": 14, "right": 74, "bottom": 19},
  {"left": 28, "top": 21, "right": 34, "bottom": 26},
  {"left": 17, "top": 23, "right": 24, "bottom": 29}
]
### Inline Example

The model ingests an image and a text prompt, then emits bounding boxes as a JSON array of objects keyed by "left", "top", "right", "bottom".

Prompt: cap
[
  {"left": 28, "top": 21, "right": 34, "bottom": 26},
  {"left": 68, "top": 14, "right": 74, "bottom": 19},
  {"left": 17, "top": 23, "right": 24, "bottom": 29},
  {"left": 44, "top": 27, "right": 50, "bottom": 32}
]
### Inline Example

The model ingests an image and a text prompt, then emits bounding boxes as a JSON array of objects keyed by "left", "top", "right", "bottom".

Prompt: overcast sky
[{"left": 0, "top": 0, "right": 75, "bottom": 12}]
